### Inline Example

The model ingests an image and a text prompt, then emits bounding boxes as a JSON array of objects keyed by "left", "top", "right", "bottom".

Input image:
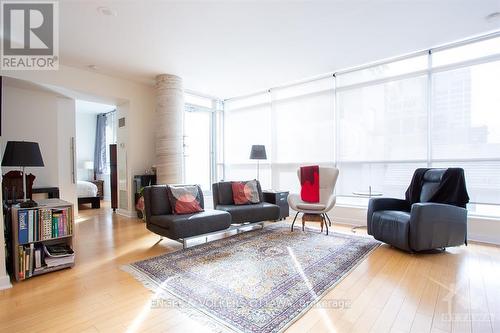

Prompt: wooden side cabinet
[
  {"left": 90, "top": 180, "right": 104, "bottom": 199},
  {"left": 262, "top": 190, "right": 289, "bottom": 221}
]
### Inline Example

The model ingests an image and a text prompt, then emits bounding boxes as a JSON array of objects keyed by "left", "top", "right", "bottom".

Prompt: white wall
[
  {"left": 57, "top": 98, "right": 77, "bottom": 205},
  {"left": 75, "top": 112, "right": 96, "bottom": 181},
  {"left": 0, "top": 66, "right": 156, "bottom": 286},
  {"left": 0, "top": 65, "right": 157, "bottom": 216},
  {"left": 0, "top": 84, "right": 78, "bottom": 289},
  {"left": 2, "top": 85, "right": 76, "bottom": 198}
]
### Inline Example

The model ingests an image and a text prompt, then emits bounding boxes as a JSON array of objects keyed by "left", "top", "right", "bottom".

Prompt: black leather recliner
[{"left": 367, "top": 169, "right": 468, "bottom": 252}]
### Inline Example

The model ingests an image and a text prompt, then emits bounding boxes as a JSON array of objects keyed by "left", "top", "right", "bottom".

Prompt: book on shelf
[
  {"left": 17, "top": 243, "right": 75, "bottom": 280},
  {"left": 17, "top": 207, "right": 72, "bottom": 244},
  {"left": 43, "top": 244, "right": 75, "bottom": 267},
  {"left": 34, "top": 248, "right": 42, "bottom": 269},
  {"left": 18, "top": 210, "right": 28, "bottom": 244}
]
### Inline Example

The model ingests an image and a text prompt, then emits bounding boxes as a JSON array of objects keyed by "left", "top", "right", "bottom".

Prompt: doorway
[{"left": 75, "top": 100, "right": 117, "bottom": 209}]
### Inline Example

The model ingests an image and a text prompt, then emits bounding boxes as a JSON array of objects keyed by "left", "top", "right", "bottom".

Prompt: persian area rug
[{"left": 124, "top": 224, "right": 380, "bottom": 333}]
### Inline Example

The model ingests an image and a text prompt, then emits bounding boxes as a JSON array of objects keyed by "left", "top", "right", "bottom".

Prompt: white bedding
[{"left": 77, "top": 180, "right": 98, "bottom": 198}]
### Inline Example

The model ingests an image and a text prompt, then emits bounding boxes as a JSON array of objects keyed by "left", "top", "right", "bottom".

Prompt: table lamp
[
  {"left": 84, "top": 160, "right": 94, "bottom": 180},
  {"left": 250, "top": 145, "right": 267, "bottom": 181},
  {"left": 2, "top": 141, "right": 45, "bottom": 208}
]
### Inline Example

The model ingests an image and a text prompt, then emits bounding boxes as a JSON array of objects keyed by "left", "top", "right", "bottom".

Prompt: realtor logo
[{"left": 1, "top": 0, "right": 59, "bottom": 70}]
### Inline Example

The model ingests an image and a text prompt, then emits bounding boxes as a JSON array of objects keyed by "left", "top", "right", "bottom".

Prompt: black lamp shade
[
  {"left": 250, "top": 145, "right": 267, "bottom": 160},
  {"left": 2, "top": 141, "right": 44, "bottom": 167}
]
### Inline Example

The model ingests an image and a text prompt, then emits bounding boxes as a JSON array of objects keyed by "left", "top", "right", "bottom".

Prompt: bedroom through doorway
[{"left": 75, "top": 100, "right": 117, "bottom": 211}]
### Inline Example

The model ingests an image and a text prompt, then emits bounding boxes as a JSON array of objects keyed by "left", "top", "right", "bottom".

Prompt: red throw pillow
[
  {"left": 232, "top": 180, "right": 260, "bottom": 205},
  {"left": 167, "top": 185, "right": 204, "bottom": 214}
]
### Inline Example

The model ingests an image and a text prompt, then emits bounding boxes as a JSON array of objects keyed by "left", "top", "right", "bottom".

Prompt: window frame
[
  {"left": 221, "top": 32, "right": 500, "bottom": 217},
  {"left": 183, "top": 94, "right": 220, "bottom": 195}
]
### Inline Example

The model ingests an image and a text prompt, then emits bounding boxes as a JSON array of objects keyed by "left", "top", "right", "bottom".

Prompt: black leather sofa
[
  {"left": 143, "top": 185, "right": 231, "bottom": 241},
  {"left": 212, "top": 181, "right": 280, "bottom": 223},
  {"left": 367, "top": 168, "right": 468, "bottom": 252}
]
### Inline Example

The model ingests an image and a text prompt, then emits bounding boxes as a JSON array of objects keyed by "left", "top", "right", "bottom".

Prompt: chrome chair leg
[
  {"left": 290, "top": 212, "right": 299, "bottom": 231},
  {"left": 324, "top": 213, "right": 332, "bottom": 226}
]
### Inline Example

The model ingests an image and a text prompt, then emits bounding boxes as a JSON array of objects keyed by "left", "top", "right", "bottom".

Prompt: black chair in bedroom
[{"left": 367, "top": 168, "right": 469, "bottom": 253}]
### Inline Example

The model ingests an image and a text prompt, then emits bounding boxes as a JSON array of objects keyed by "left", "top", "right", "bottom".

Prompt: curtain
[{"left": 94, "top": 113, "right": 107, "bottom": 176}]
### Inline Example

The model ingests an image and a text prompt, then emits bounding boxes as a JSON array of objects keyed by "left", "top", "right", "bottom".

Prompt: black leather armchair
[{"left": 367, "top": 169, "right": 468, "bottom": 252}]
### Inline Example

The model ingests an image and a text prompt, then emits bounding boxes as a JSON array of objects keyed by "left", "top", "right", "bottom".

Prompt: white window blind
[
  {"left": 432, "top": 37, "right": 500, "bottom": 68},
  {"left": 337, "top": 54, "right": 428, "bottom": 88},
  {"left": 271, "top": 77, "right": 335, "bottom": 191},
  {"left": 220, "top": 34, "right": 500, "bottom": 216},
  {"left": 223, "top": 93, "right": 272, "bottom": 188},
  {"left": 337, "top": 76, "right": 428, "bottom": 162},
  {"left": 431, "top": 61, "right": 500, "bottom": 160},
  {"left": 184, "top": 109, "right": 212, "bottom": 191}
]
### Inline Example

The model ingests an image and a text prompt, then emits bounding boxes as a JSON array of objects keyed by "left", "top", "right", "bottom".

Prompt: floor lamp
[
  {"left": 250, "top": 145, "right": 267, "bottom": 181},
  {"left": 1, "top": 141, "right": 45, "bottom": 208}
]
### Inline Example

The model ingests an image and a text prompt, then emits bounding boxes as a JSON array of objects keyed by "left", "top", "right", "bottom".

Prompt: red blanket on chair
[{"left": 300, "top": 165, "right": 320, "bottom": 203}]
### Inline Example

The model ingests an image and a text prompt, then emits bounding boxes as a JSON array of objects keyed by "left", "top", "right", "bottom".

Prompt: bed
[{"left": 77, "top": 180, "right": 100, "bottom": 208}]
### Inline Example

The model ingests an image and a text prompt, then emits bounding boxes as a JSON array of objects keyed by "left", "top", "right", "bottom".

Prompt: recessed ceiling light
[
  {"left": 87, "top": 64, "right": 99, "bottom": 70},
  {"left": 97, "top": 6, "right": 117, "bottom": 17},
  {"left": 485, "top": 12, "right": 500, "bottom": 22}
]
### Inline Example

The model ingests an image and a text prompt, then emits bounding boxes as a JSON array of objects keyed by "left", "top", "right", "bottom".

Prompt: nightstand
[
  {"left": 90, "top": 180, "right": 104, "bottom": 199},
  {"left": 262, "top": 190, "right": 289, "bottom": 221}
]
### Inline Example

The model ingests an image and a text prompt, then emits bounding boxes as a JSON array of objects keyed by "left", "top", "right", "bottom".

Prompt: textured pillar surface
[{"left": 155, "top": 74, "right": 184, "bottom": 184}]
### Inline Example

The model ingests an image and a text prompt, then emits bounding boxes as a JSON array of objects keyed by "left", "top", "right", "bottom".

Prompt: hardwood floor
[{"left": 1, "top": 203, "right": 499, "bottom": 333}]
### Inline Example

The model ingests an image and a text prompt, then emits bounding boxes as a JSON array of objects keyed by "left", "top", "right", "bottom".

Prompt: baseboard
[
  {"left": 332, "top": 205, "right": 500, "bottom": 246},
  {"left": 116, "top": 209, "right": 136, "bottom": 218},
  {"left": 468, "top": 233, "right": 500, "bottom": 246},
  {"left": 0, "top": 274, "right": 12, "bottom": 290},
  {"left": 332, "top": 215, "right": 365, "bottom": 226}
]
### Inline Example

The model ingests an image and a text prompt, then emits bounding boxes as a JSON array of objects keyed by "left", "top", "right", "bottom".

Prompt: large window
[
  {"left": 431, "top": 62, "right": 500, "bottom": 160},
  {"left": 336, "top": 59, "right": 429, "bottom": 206},
  {"left": 430, "top": 60, "right": 500, "bottom": 215},
  {"left": 337, "top": 76, "right": 428, "bottom": 162},
  {"left": 183, "top": 93, "right": 218, "bottom": 192},
  {"left": 272, "top": 78, "right": 335, "bottom": 192},
  {"left": 221, "top": 34, "right": 500, "bottom": 217},
  {"left": 223, "top": 93, "right": 272, "bottom": 188},
  {"left": 222, "top": 79, "right": 334, "bottom": 193}
]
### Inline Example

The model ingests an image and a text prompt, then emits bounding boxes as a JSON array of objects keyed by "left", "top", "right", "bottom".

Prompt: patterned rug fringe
[{"left": 120, "top": 264, "right": 235, "bottom": 333}]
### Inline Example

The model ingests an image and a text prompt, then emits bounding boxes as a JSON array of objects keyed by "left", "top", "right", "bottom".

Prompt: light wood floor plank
[{"left": 0, "top": 202, "right": 498, "bottom": 333}]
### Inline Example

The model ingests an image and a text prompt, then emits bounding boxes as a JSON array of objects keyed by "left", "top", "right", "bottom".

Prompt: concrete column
[{"left": 154, "top": 74, "right": 184, "bottom": 184}]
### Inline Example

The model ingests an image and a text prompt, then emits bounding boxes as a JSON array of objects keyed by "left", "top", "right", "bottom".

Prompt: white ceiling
[{"left": 59, "top": 0, "right": 500, "bottom": 98}]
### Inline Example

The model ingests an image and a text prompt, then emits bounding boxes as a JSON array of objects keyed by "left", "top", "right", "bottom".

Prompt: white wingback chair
[{"left": 288, "top": 166, "right": 339, "bottom": 231}]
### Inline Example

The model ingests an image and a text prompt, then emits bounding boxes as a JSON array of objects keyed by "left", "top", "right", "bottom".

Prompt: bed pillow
[
  {"left": 231, "top": 180, "right": 260, "bottom": 205},
  {"left": 167, "top": 185, "right": 204, "bottom": 214}
]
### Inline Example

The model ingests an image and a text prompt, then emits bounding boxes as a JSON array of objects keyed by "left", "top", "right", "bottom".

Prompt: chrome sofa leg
[
  {"left": 290, "top": 212, "right": 299, "bottom": 232},
  {"left": 154, "top": 236, "right": 164, "bottom": 245}
]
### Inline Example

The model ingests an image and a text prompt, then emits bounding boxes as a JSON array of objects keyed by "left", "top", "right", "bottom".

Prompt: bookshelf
[{"left": 11, "top": 199, "right": 75, "bottom": 281}]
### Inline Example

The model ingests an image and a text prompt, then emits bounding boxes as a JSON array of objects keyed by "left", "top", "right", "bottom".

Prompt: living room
[{"left": 1, "top": 1, "right": 500, "bottom": 332}]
